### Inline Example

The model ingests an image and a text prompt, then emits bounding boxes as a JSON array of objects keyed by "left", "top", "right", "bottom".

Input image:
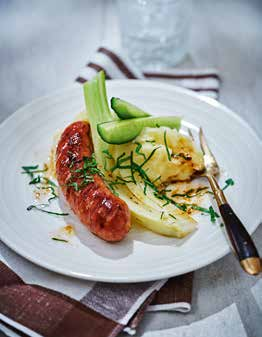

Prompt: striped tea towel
[
  {"left": 0, "top": 46, "right": 221, "bottom": 337},
  {"left": 76, "top": 47, "right": 220, "bottom": 100}
]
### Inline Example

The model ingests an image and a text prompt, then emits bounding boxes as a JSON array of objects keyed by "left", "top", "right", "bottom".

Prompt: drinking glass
[{"left": 116, "top": 0, "right": 192, "bottom": 70}]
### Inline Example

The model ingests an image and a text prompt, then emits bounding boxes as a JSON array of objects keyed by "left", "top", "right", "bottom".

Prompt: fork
[{"left": 197, "top": 127, "right": 261, "bottom": 275}]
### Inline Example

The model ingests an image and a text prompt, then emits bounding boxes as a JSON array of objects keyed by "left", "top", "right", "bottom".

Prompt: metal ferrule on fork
[{"left": 206, "top": 175, "right": 227, "bottom": 206}]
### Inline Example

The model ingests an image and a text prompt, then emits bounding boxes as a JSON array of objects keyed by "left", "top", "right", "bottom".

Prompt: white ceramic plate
[{"left": 0, "top": 80, "right": 262, "bottom": 282}]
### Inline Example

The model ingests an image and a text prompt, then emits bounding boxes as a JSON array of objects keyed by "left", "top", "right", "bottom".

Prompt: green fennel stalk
[{"left": 83, "top": 71, "right": 117, "bottom": 170}]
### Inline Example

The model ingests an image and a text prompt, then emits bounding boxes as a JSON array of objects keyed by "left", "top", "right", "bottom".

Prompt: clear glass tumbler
[{"left": 116, "top": 0, "right": 192, "bottom": 70}]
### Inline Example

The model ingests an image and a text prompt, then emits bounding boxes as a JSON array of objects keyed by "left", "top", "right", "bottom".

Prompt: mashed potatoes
[{"left": 109, "top": 127, "right": 204, "bottom": 185}]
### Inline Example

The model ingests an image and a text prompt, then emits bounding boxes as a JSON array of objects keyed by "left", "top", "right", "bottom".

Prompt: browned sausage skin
[{"left": 56, "top": 121, "right": 131, "bottom": 242}]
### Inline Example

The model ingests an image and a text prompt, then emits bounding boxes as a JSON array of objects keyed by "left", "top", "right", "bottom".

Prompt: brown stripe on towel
[
  {"left": 75, "top": 76, "right": 88, "bottom": 84},
  {"left": 0, "top": 263, "right": 124, "bottom": 337},
  {"left": 87, "top": 62, "right": 112, "bottom": 79},
  {"left": 144, "top": 72, "right": 221, "bottom": 82},
  {"left": 126, "top": 274, "right": 193, "bottom": 331},
  {"left": 0, "top": 261, "right": 23, "bottom": 287},
  {"left": 187, "top": 88, "right": 219, "bottom": 93},
  {"left": 51, "top": 301, "right": 123, "bottom": 337},
  {"left": 98, "top": 47, "right": 137, "bottom": 79},
  {"left": 151, "top": 272, "right": 194, "bottom": 306}
]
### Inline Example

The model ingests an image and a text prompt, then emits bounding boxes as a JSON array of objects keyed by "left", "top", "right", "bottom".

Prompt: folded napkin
[
  {"left": 76, "top": 47, "right": 220, "bottom": 100},
  {"left": 0, "top": 47, "right": 221, "bottom": 337}
]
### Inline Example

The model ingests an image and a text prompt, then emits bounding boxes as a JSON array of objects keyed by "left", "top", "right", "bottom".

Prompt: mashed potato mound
[{"left": 110, "top": 127, "right": 204, "bottom": 185}]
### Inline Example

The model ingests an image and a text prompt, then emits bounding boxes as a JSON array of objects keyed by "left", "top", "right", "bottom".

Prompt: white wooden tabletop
[{"left": 0, "top": 0, "right": 262, "bottom": 336}]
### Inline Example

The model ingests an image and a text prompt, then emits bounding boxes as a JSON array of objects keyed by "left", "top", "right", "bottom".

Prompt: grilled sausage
[{"left": 56, "top": 121, "right": 131, "bottom": 242}]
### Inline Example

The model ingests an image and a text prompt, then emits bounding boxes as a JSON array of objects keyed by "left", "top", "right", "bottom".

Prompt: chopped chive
[
  {"left": 102, "top": 149, "right": 113, "bottom": 160},
  {"left": 43, "top": 177, "right": 57, "bottom": 187},
  {"left": 21, "top": 165, "right": 48, "bottom": 180},
  {"left": 162, "top": 200, "right": 170, "bottom": 207},
  {"left": 134, "top": 142, "right": 146, "bottom": 160},
  {"left": 140, "top": 146, "right": 160, "bottom": 168},
  {"left": 130, "top": 151, "right": 136, "bottom": 184},
  {"left": 169, "top": 214, "right": 177, "bottom": 221},
  {"left": 164, "top": 130, "right": 171, "bottom": 161},
  {"left": 190, "top": 205, "right": 210, "bottom": 213},
  {"left": 220, "top": 223, "right": 224, "bottom": 227},
  {"left": 29, "top": 176, "right": 41, "bottom": 185},
  {"left": 143, "top": 184, "right": 147, "bottom": 195},
  {"left": 222, "top": 178, "right": 235, "bottom": 191},
  {"left": 171, "top": 187, "right": 209, "bottom": 199},
  {"left": 107, "top": 180, "right": 126, "bottom": 186},
  {"left": 22, "top": 168, "right": 48, "bottom": 174},
  {"left": 209, "top": 206, "right": 219, "bottom": 223},
  {"left": 39, "top": 185, "right": 58, "bottom": 203},
  {"left": 27, "top": 205, "right": 68, "bottom": 216},
  {"left": 52, "top": 237, "right": 68, "bottom": 243},
  {"left": 67, "top": 155, "right": 103, "bottom": 191},
  {"left": 115, "top": 175, "right": 134, "bottom": 184},
  {"left": 22, "top": 165, "right": 39, "bottom": 170},
  {"left": 102, "top": 150, "right": 114, "bottom": 172},
  {"left": 108, "top": 183, "right": 119, "bottom": 196},
  {"left": 67, "top": 182, "right": 80, "bottom": 191},
  {"left": 160, "top": 211, "right": 164, "bottom": 220},
  {"left": 110, "top": 152, "right": 129, "bottom": 172},
  {"left": 152, "top": 175, "right": 161, "bottom": 184}
]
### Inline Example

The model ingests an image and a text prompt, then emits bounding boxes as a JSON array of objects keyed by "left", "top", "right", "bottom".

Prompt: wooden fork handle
[{"left": 219, "top": 203, "right": 261, "bottom": 275}]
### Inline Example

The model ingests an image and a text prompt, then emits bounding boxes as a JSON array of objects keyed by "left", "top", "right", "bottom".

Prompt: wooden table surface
[{"left": 0, "top": 1, "right": 262, "bottom": 336}]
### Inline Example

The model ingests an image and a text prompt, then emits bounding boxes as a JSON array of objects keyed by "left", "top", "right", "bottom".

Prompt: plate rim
[{"left": 0, "top": 80, "right": 261, "bottom": 282}]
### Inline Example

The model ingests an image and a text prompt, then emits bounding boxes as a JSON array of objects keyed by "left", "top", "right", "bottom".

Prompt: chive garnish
[
  {"left": 171, "top": 187, "right": 209, "bottom": 199},
  {"left": 111, "top": 152, "right": 130, "bottom": 172},
  {"left": 102, "top": 149, "right": 113, "bottom": 160},
  {"left": 102, "top": 149, "right": 113, "bottom": 171},
  {"left": 43, "top": 177, "right": 57, "bottom": 187},
  {"left": 160, "top": 211, "right": 164, "bottom": 220},
  {"left": 67, "top": 154, "right": 104, "bottom": 192},
  {"left": 140, "top": 146, "right": 160, "bottom": 168},
  {"left": 209, "top": 206, "right": 219, "bottom": 223},
  {"left": 143, "top": 182, "right": 148, "bottom": 195},
  {"left": 130, "top": 151, "right": 136, "bottom": 184},
  {"left": 29, "top": 176, "right": 41, "bottom": 185},
  {"left": 164, "top": 130, "right": 171, "bottom": 161},
  {"left": 21, "top": 165, "right": 48, "bottom": 178},
  {"left": 52, "top": 237, "right": 68, "bottom": 243},
  {"left": 115, "top": 175, "right": 134, "bottom": 184},
  {"left": 152, "top": 176, "right": 161, "bottom": 184},
  {"left": 134, "top": 142, "right": 146, "bottom": 160},
  {"left": 189, "top": 205, "right": 210, "bottom": 213},
  {"left": 22, "top": 164, "right": 65, "bottom": 216},
  {"left": 222, "top": 178, "right": 235, "bottom": 191},
  {"left": 40, "top": 185, "right": 58, "bottom": 203},
  {"left": 107, "top": 183, "right": 119, "bottom": 196},
  {"left": 22, "top": 165, "right": 39, "bottom": 170},
  {"left": 162, "top": 200, "right": 170, "bottom": 207},
  {"left": 169, "top": 214, "right": 177, "bottom": 221},
  {"left": 27, "top": 205, "right": 68, "bottom": 216}
]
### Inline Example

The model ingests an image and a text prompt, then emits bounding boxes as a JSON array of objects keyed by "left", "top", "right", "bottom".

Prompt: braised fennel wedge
[{"left": 83, "top": 71, "right": 204, "bottom": 238}]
